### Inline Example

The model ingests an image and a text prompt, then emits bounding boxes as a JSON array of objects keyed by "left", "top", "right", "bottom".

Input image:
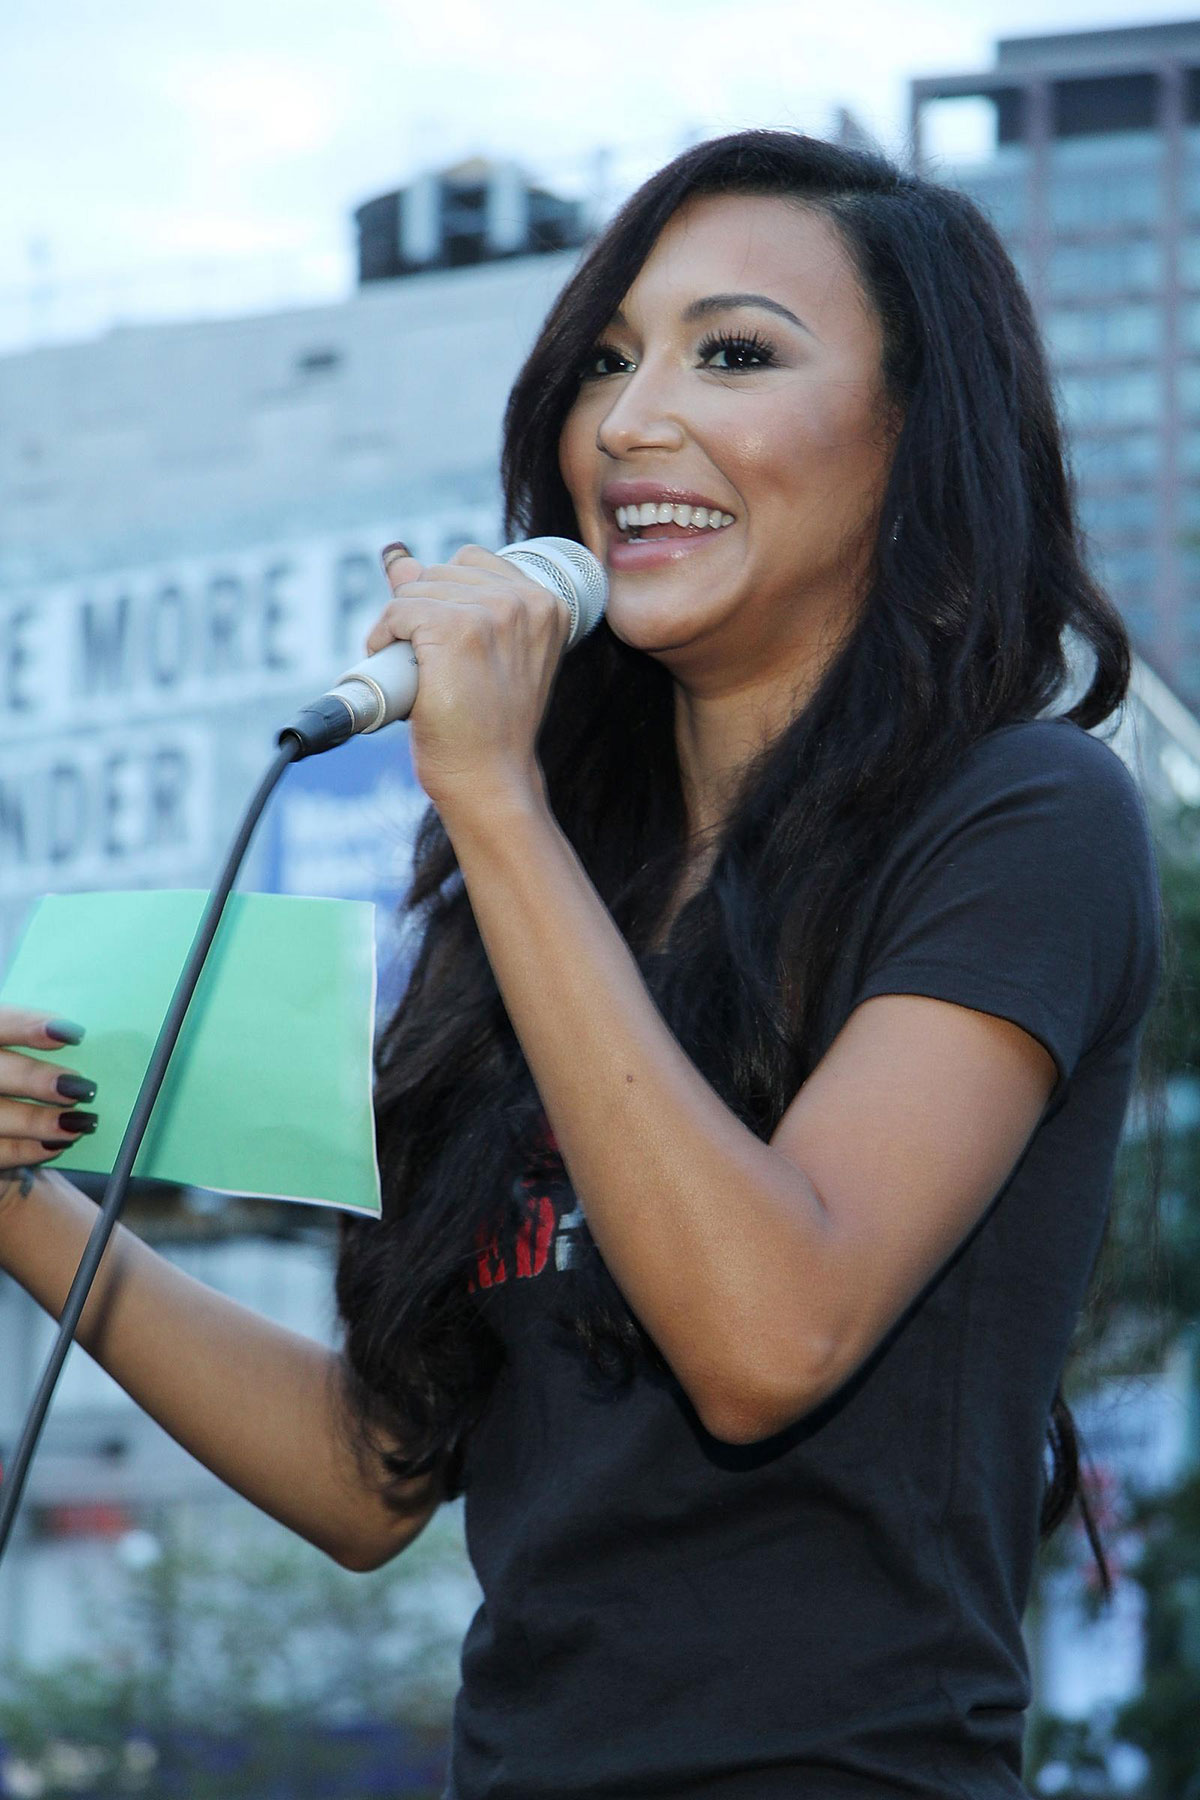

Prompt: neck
[
  {"left": 666, "top": 574, "right": 862, "bottom": 841},
  {"left": 671, "top": 658, "right": 825, "bottom": 842}
]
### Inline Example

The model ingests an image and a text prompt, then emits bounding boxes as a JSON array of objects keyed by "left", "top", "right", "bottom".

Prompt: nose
[{"left": 594, "top": 363, "right": 686, "bottom": 460}]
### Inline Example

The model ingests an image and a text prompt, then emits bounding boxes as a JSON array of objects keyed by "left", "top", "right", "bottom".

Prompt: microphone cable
[{"left": 0, "top": 737, "right": 301, "bottom": 1563}]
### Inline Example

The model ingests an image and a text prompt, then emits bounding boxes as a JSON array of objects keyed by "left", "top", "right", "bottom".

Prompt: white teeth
[{"left": 612, "top": 501, "right": 735, "bottom": 534}]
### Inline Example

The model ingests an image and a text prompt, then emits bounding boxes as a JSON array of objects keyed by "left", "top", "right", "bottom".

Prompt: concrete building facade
[{"left": 0, "top": 165, "right": 577, "bottom": 1676}]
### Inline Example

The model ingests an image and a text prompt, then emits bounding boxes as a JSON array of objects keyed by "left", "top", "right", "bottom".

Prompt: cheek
[{"left": 756, "top": 394, "right": 888, "bottom": 515}]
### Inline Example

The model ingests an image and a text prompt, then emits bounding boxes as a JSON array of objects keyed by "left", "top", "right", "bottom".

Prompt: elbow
[
  {"left": 325, "top": 1537, "right": 395, "bottom": 1574},
  {"left": 313, "top": 1507, "right": 434, "bottom": 1573},
  {"left": 322, "top": 1528, "right": 415, "bottom": 1574},
  {"left": 690, "top": 1331, "right": 848, "bottom": 1447}
]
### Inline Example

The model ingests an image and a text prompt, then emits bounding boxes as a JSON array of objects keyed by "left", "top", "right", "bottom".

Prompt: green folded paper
[{"left": 0, "top": 890, "right": 381, "bottom": 1215}]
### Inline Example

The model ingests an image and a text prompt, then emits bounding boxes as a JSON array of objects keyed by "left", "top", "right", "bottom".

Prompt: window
[
  {"left": 1071, "top": 433, "right": 1160, "bottom": 480},
  {"left": 1178, "top": 300, "right": 1200, "bottom": 354},
  {"left": 1049, "top": 172, "right": 1160, "bottom": 231},
  {"left": 1093, "top": 545, "right": 1158, "bottom": 595},
  {"left": 1181, "top": 130, "right": 1200, "bottom": 217},
  {"left": 1120, "top": 599, "right": 1158, "bottom": 645},
  {"left": 1077, "top": 489, "right": 1157, "bottom": 538},
  {"left": 1053, "top": 81, "right": 1157, "bottom": 141},
  {"left": 1045, "top": 303, "right": 1161, "bottom": 362},
  {"left": 1048, "top": 132, "right": 1162, "bottom": 232},
  {"left": 1058, "top": 370, "right": 1160, "bottom": 429},
  {"left": 949, "top": 169, "right": 1027, "bottom": 235},
  {"left": 1050, "top": 129, "right": 1162, "bottom": 168},
  {"left": 1049, "top": 240, "right": 1161, "bottom": 298}
]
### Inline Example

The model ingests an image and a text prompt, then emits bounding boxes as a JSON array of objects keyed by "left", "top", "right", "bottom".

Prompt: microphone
[{"left": 278, "top": 537, "right": 607, "bottom": 760}]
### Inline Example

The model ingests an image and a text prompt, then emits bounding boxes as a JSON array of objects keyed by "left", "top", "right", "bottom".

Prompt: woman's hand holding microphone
[{"left": 369, "top": 541, "right": 572, "bottom": 822}]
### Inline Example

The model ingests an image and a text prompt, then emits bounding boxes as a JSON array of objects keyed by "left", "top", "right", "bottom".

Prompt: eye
[
  {"left": 579, "top": 341, "right": 634, "bottom": 380},
  {"left": 698, "top": 329, "right": 778, "bottom": 371}
]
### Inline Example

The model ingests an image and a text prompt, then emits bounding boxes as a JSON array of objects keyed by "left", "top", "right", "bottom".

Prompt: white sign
[
  {"left": 0, "top": 723, "right": 213, "bottom": 896},
  {"left": 0, "top": 505, "right": 498, "bottom": 912},
  {"left": 0, "top": 508, "right": 499, "bottom": 743}
]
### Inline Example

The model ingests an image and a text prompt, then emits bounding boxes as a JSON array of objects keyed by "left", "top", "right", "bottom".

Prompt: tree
[
  {"left": 0, "top": 1500, "right": 476, "bottom": 1799},
  {"left": 1024, "top": 813, "right": 1200, "bottom": 1798}
]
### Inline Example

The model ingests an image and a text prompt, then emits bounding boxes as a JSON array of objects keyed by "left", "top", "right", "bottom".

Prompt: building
[
  {"left": 911, "top": 19, "right": 1200, "bottom": 699},
  {"left": 0, "top": 159, "right": 583, "bottom": 1677}
]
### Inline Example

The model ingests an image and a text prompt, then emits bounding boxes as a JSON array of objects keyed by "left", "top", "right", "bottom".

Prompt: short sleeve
[{"left": 855, "top": 720, "right": 1161, "bottom": 1101}]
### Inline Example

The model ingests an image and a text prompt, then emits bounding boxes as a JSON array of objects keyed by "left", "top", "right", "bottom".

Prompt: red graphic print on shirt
[{"left": 468, "top": 1117, "right": 586, "bottom": 1292}]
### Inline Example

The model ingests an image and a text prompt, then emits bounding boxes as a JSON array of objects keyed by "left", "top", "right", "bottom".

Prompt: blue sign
[{"left": 262, "top": 724, "right": 428, "bottom": 1010}]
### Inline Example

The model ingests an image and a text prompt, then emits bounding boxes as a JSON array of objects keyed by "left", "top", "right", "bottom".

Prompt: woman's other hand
[
  {"left": 366, "top": 543, "right": 569, "bottom": 818},
  {"left": 0, "top": 1007, "right": 96, "bottom": 1198}
]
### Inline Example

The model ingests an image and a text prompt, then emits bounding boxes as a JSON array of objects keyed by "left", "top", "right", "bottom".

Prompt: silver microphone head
[{"left": 497, "top": 537, "right": 607, "bottom": 648}]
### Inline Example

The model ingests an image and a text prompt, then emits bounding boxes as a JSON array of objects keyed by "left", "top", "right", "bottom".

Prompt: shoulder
[
  {"left": 858, "top": 714, "right": 1162, "bottom": 1074},
  {"left": 895, "top": 717, "right": 1154, "bottom": 875},
  {"left": 945, "top": 716, "right": 1143, "bottom": 814}
]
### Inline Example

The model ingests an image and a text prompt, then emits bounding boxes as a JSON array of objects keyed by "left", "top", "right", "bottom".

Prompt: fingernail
[
  {"left": 45, "top": 1019, "right": 86, "bottom": 1045},
  {"left": 58, "top": 1110, "right": 98, "bottom": 1134},
  {"left": 40, "top": 1140, "right": 74, "bottom": 1152},
  {"left": 380, "top": 541, "right": 412, "bottom": 571},
  {"left": 55, "top": 1075, "right": 97, "bottom": 1103}
]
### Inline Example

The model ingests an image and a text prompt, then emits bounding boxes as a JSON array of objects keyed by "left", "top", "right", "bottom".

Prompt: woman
[{"left": 0, "top": 132, "right": 1161, "bottom": 1797}]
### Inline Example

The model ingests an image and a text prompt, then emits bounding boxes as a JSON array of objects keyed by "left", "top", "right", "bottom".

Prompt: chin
[{"left": 603, "top": 603, "right": 700, "bottom": 660}]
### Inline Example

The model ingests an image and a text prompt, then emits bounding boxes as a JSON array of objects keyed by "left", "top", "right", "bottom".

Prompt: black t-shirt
[{"left": 445, "top": 719, "right": 1161, "bottom": 1800}]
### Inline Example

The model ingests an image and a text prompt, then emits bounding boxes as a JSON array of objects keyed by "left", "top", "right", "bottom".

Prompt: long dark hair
[{"left": 337, "top": 130, "right": 1135, "bottom": 1581}]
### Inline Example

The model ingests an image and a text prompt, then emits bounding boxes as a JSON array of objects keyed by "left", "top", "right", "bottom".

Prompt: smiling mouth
[{"left": 615, "top": 501, "right": 735, "bottom": 541}]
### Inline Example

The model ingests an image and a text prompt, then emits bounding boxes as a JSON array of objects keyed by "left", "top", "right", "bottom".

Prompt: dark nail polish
[
  {"left": 380, "top": 541, "right": 412, "bottom": 570},
  {"left": 58, "top": 1110, "right": 98, "bottom": 1134},
  {"left": 40, "top": 1140, "right": 75, "bottom": 1152},
  {"left": 45, "top": 1019, "right": 86, "bottom": 1046},
  {"left": 55, "top": 1075, "right": 97, "bottom": 1103}
]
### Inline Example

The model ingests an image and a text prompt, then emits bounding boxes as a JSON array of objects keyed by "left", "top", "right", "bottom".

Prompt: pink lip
[{"left": 606, "top": 528, "right": 732, "bottom": 573}]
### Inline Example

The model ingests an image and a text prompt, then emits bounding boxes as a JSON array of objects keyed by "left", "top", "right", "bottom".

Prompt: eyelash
[
  {"left": 696, "top": 328, "right": 778, "bottom": 371},
  {"left": 579, "top": 328, "right": 779, "bottom": 380}
]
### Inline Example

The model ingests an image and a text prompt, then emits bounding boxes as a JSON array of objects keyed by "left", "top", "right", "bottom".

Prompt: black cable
[{"left": 0, "top": 737, "right": 302, "bottom": 1563}]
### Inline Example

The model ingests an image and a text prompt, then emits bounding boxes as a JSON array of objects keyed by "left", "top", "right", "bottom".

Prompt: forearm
[
  {"left": 444, "top": 785, "right": 835, "bottom": 1437},
  {"left": 0, "top": 1170, "right": 437, "bottom": 1568}
]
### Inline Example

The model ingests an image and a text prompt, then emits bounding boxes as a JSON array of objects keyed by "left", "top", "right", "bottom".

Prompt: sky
[{"left": 2, "top": 0, "right": 1199, "bottom": 348}]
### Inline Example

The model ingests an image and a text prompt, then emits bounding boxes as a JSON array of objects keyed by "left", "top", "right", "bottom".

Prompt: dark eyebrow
[
  {"left": 682, "top": 292, "right": 812, "bottom": 333},
  {"left": 609, "top": 292, "right": 813, "bottom": 336}
]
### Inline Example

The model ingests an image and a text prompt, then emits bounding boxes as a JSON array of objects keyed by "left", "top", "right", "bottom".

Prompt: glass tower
[{"left": 911, "top": 22, "right": 1200, "bottom": 698}]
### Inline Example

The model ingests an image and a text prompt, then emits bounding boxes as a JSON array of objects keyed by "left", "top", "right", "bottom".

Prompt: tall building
[{"left": 911, "top": 20, "right": 1200, "bottom": 697}]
